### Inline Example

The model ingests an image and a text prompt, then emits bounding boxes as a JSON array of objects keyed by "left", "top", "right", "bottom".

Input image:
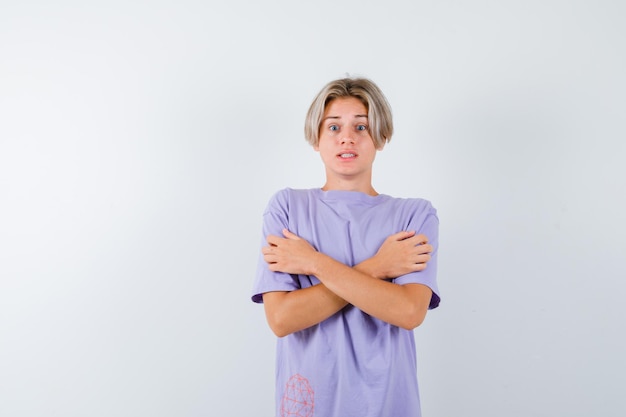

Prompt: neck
[{"left": 321, "top": 178, "right": 378, "bottom": 196}]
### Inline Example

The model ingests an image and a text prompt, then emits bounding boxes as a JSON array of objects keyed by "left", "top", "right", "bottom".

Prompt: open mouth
[{"left": 338, "top": 152, "right": 357, "bottom": 159}]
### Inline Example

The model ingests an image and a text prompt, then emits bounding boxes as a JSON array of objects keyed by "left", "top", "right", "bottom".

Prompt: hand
[
  {"left": 262, "top": 229, "right": 319, "bottom": 275},
  {"left": 370, "top": 231, "right": 433, "bottom": 279}
]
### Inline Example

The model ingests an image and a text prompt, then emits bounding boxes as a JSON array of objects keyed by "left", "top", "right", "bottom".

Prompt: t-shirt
[{"left": 252, "top": 188, "right": 440, "bottom": 417}]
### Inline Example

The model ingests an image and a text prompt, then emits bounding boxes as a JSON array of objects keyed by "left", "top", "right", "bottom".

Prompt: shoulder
[
  {"left": 383, "top": 195, "right": 437, "bottom": 217},
  {"left": 264, "top": 188, "right": 318, "bottom": 213}
]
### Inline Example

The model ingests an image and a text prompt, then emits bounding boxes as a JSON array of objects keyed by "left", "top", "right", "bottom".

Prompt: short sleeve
[
  {"left": 393, "top": 208, "right": 441, "bottom": 310},
  {"left": 251, "top": 190, "right": 301, "bottom": 303}
]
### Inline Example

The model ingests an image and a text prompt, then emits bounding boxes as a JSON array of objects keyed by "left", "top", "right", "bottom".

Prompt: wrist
[
  {"left": 355, "top": 256, "right": 386, "bottom": 280},
  {"left": 308, "top": 251, "right": 327, "bottom": 277}
]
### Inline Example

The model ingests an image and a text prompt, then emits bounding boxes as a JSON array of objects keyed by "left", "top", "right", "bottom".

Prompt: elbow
[
  {"left": 268, "top": 322, "right": 291, "bottom": 338},
  {"left": 396, "top": 284, "right": 432, "bottom": 330},
  {"left": 265, "top": 311, "right": 293, "bottom": 338},
  {"left": 263, "top": 293, "right": 294, "bottom": 337},
  {"left": 398, "top": 307, "right": 427, "bottom": 331}
]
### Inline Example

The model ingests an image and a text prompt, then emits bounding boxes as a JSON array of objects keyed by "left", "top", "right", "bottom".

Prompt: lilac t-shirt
[{"left": 252, "top": 188, "right": 440, "bottom": 417}]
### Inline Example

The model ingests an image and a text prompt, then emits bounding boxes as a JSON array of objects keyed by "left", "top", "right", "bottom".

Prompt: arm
[
  {"left": 262, "top": 280, "right": 345, "bottom": 338},
  {"left": 305, "top": 252, "right": 432, "bottom": 330},
  {"left": 262, "top": 230, "right": 433, "bottom": 336},
  {"left": 262, "top": 254, "right": 388, "bottom": 338}
]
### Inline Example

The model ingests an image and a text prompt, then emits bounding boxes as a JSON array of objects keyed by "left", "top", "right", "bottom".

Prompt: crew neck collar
[{"left": 314, "top": 188, "right": 387, "bottom": 203}]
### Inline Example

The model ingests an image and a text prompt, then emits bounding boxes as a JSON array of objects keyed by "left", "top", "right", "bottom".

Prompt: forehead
[{"left": 323, "top": 97, "right": 368, "bottom": 118}]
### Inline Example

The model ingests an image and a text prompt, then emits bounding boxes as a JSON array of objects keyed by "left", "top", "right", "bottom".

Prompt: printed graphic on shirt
[{"left": 280, "top": 374, "right": 314, "bottom": 417}]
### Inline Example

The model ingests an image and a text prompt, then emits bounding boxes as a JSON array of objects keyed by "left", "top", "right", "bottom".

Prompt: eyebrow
[{"left": 322, "top": 114, "right": 368, "bottom": 121}]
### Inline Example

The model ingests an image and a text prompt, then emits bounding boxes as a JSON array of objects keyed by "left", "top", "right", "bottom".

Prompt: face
[{"left": 315, "top": 97, "right": 381, "bottom": 185}]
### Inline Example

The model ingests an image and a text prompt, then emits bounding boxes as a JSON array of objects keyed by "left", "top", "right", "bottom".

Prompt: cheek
[{"left": 316, "top": 139, "right": 332, "bottom": 153}]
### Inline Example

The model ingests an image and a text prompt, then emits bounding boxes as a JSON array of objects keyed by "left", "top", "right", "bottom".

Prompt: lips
[{"left": 338, "top": 151, "right": 357, "bottom": 159}]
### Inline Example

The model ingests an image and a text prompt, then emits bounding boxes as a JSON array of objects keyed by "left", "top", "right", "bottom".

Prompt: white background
[{"left": 1, "top": 1, "right": 625, "bottom": 416}]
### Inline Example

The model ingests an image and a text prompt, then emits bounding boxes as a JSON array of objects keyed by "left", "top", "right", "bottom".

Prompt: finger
[
  {"left": 267, "top": 263, "right": 280, "bottom": 272},
  {"left": 263, "top": 254, "right": 277, "bottom": 263},
  {"left": 414, "top": 244, "right": 433, "bottom": 254},
  {"left": 414, "top": 234, "right": 429, "bottom": 245},
  {"left": 403, "top": 235, "right": 425, "bottom": 245},
  {"left": 399, "top": 234, "right": 428, "bottom": 247},
  {"left": 388, "top": 230, "right": 416, "bottom": 242},
  {"left": 282, "top": 228, "right": 301, "bottom": 240},
  {"left": 266, "top": 234, "right": 284, "bottom": 245},
  {"left": 262, "top": 245, "right": 280, "bottom": 255},
  {"left": 413, "top": 263, "right": 427, "bottom": 272},
  {"left": 414, "top": 253, "right": 431, "bottom": 264}
]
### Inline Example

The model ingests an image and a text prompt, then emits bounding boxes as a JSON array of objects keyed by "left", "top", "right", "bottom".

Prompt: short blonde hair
[{"left": 304, "top": 77, "right": 393, "bottom": 148}]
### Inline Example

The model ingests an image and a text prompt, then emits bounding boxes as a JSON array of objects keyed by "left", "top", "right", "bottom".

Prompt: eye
[
  {"left": 356, "top": 124, "right": 368, "bottom": 131},
  {"left": 329, "top": 125, "right": 339, "bottom": 131}
]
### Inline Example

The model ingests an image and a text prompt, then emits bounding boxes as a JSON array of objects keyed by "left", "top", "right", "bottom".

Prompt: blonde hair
[{"left": 304, "top": 77, "right": 393, "bottom": 148}]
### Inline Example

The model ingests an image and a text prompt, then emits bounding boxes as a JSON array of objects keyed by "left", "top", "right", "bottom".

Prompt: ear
[{"left": 313, "top": 142, "right": 320, "bottom": 151}]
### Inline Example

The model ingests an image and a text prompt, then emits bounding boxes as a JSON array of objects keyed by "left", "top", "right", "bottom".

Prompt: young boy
[{"left": 252, "top": 77, "right": 440, "bottom": 417}]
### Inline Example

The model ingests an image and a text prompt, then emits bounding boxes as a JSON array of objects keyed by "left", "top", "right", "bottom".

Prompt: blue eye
[
  {"left": 357, "top": 125, "right": 367, "bottom": 131},
  {"left": 329, "top": 125, "right": 339, "bottom": 131}
]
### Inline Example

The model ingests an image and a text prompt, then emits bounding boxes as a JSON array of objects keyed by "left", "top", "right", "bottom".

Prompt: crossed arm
[{"left": 261, "top": 229, "right": 434, "bottom": 337}]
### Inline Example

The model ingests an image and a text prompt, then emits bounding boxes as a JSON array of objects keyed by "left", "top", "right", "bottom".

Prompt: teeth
[{"left": 340, "top": 153, "right": 355, "bottom": 158}]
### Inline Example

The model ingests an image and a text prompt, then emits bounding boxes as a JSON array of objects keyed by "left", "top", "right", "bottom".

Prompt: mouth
[{"left": 338, "top": 152, "right": 357, "bottom": 159}]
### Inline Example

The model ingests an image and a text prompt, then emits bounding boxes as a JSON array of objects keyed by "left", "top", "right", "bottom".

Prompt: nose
[{"left": 340, "top": 134, "right": 355, "bottom": 145}]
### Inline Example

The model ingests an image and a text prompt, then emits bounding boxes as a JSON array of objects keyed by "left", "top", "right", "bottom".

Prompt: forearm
[
  {"left": 261, "top": 226, "right": 431, "bottom": 334},
  {"left": 310, "top": 252, "right": 432, "bottom": 330},
  {"left": 262, "top": 258, "right": 387, "bottom": 337},
  {"left": 263, "top": 284, "right": 347, "bottom": 337}
]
